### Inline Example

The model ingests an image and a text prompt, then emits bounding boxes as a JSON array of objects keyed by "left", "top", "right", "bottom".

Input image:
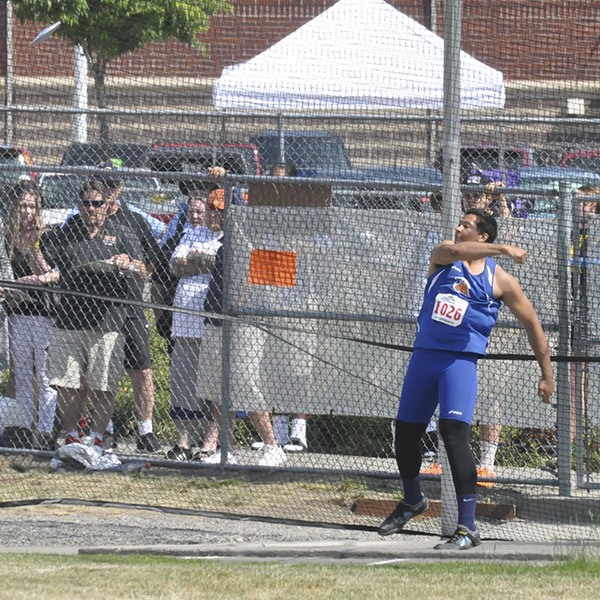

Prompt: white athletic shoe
[
  {"left": 257, "top": 445, "right": 286, "bottom": 467},
  {"left": 250, "top": 441, "right": 265, "bottom": 451},
  {"left": 202, "top": 450, "right": 238, "bottom": 465},
  {"left": 283, "top": 437, "right": 307, "bottom": 453}
]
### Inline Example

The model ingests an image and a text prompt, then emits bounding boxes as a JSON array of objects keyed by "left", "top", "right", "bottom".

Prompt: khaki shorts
[
  {"left": 48, "top": 328, "right": 124, "bottom": 393},
  {"left": 170, "top": 337, "right": 202, "bottom": 412},
  {"left": 196, "top": 325, "right": 223, "bottom": 405}
]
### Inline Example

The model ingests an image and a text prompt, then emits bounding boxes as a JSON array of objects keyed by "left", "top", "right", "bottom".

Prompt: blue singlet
[{"left": 397, "top": 258, "right": 502, "bottom": 425}]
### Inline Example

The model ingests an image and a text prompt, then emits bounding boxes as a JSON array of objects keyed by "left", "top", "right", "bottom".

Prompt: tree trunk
[{"left": 88, "top": 50, "right": 111, "bottom": 144}]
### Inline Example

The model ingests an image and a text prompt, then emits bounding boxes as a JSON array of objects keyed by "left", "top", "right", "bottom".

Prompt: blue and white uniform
[
  {"left": 398, "top": 258, "right": 502, "bottom": 425},
  {"left": 415, "top": 259, "right": 501, "bottom": 355}
]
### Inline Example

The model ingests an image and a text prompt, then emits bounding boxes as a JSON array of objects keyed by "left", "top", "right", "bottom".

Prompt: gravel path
[{"left": 0, "top": 502, "right": 382, "bottom": 549}]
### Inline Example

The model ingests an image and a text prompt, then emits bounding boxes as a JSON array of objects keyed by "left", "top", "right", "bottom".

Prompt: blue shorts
[{"left": 397, "top": 348, "right": 479, "bottom": 425}]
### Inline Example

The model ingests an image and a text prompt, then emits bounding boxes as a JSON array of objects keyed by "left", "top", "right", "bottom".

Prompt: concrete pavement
[{"left": 72, "top": 538, "right": 600, "bottom": 563}]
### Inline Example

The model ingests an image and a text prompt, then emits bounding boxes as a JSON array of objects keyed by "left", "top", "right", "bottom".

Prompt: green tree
[{"left": 8, "top": 0, "right": 231, "bottom": 140}]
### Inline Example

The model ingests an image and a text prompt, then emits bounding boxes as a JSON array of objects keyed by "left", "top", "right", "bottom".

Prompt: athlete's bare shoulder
[{"left": 492, "top": 263, "right": 521, "bottom": 300}]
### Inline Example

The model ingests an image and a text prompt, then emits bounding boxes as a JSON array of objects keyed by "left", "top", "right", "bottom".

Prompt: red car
[{"left": 559, "top": 149, "right": 600, "bottom": 172}]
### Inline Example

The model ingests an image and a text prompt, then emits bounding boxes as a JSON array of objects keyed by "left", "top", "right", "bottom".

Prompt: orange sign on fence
[{"left": 248, "top": 249, "right": 298, "bottom": 288}]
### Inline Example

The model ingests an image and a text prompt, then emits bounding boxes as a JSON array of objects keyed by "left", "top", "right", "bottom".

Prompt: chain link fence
[{"left": 0, "top": 0, "right": 599, "bottom": 543}]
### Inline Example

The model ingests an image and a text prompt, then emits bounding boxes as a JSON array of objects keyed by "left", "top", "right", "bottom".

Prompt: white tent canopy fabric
[{"left": 213, "top": 0, "right": 505, "bottom": 112}]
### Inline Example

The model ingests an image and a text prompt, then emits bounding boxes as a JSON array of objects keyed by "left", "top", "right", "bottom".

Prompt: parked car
[
  {"left": 149, "top": 140, "right": 262, "bottom": 183},
  {"left": 250, "top": 130, "right": 352, "bottom": 173},
  {"left": 510, "top": 167, "right": 600, "bottom": 218},
  {"left": 559, "top": 149, "right": 600, "bottom": 173},
  {"left": 435, "top": 145, "right": 545, "bottom": 186},
  {"left": 250, "top": 130, "right": 441, "bottom": 209},
  {"left": 0, "top": 145, "right": 36, "bottom": 183},
  {"left": 315, "top": 165, "right": 442, "bottom": 210},
  {"left": 61, "top": 142, "right": 150, "bottom": 169}
]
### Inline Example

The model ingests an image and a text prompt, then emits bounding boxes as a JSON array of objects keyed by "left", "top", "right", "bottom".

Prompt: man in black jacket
[{"left": 46, "top": 180, "right": 146, "bottom": 453}]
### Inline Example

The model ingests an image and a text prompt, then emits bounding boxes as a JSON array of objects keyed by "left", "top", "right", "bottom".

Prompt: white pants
[{"left": 8, "top": 314, "right": 57, "bottom": 433}]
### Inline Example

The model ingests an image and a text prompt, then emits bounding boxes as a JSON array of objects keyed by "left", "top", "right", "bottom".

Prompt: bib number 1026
[{"left": 431, "top": 293, "right": 468, "bottom": 327}]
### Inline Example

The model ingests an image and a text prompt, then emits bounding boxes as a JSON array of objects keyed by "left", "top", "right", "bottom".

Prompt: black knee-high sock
[
  {"left": 394, "top": 420, "right": 429, "bottom": 504},
  {"left": 439, "top": 418, "right": 477, "bottom": 530},
  {"left": 438, "top": 419, "right": 477, "bottom": 495},
  {"left": 394, "top": 420, "right": 428, "bottom": 479}
]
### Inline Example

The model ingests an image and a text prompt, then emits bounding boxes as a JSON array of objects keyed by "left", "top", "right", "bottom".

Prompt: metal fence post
[
  {"left": 219, "top": 178, "right": 234, "bottom": 465},
  {"left": 557, "top": 181, "right": 573, "bottom": 496},
  {"left": 439, "top": 0, "right": 463, "bottom": 535}
]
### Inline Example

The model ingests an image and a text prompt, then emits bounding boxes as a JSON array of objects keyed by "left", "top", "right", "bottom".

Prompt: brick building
[{"left": 0, "top": 0, "right": 598, "bottom": 82}]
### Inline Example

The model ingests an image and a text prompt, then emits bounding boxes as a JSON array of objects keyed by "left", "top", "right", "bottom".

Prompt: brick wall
[{"left": 0, "top": 0, "right": 598, "bottom": 81}]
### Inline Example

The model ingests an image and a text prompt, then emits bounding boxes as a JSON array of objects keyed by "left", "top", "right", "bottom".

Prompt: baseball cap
[
  {"left": 466, "top": 172, "right": 491, "bottom": 186},
  {"left": 207, "top": 188, "right": 225, "bottom": 211},
  {"left": 206, "top": 187, "right": 249, "bottom": 209},
  {"left": 102, "top": 157, "right": 123, "bottom": 169},
  {"left": 100, "top": 157, "right": 124, "bottom": 189}
]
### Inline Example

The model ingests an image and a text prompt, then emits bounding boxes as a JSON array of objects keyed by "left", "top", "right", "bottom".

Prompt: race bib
[{"left": 431, "top": 293, "right": 468, "bottom": 327}]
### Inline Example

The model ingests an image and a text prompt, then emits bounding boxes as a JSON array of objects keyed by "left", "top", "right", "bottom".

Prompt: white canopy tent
[{"left": 213, "top": 0, "right": 505, "bottom": 112}]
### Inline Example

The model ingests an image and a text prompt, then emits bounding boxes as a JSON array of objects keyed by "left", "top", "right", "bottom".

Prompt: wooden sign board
[{"left": 248, "top": 182, "right": 333, "bottom": 208}]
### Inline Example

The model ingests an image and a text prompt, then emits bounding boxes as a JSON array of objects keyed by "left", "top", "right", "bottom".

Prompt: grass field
[{"left": 3, "top": 554, "right": 600, "bottom": 599}]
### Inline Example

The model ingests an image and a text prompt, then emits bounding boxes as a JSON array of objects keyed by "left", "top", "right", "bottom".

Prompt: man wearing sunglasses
[{"left": 45, "top": 179, "right": 146, "bottom": 454}]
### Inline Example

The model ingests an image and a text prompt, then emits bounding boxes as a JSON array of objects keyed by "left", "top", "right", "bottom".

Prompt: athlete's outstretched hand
[
  {"left": 538, "top": 377, "right": 554, "bottom": 404},
  {"left": 505, "top": 245, "right": 527, "bottom": 264}
]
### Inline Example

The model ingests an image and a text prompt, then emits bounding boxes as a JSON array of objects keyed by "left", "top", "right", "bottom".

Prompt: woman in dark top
[{"left": 3, "top": 181, "right": 59, "bottom": 450}]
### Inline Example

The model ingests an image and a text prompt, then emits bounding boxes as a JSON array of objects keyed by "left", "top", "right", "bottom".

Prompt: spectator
[
  {"left": 61, "top": 163, "right": 162, "bottom": 452},
  {"left": 461, "top": 180, "right": 513, "bottom": 485},
  {"left": 166, "top": 189, "right": 222, "bottom": 460},
  {"left": 568, "top": 186, "right": 600, "bottom": 448},
  {"left": 45, "top": 180, "right": 146, "bottom": 453},
  {"left": 463, "top": 174, "right": 533, "bottom": 218},
  {"left": 99, "top": 166, "right": 162, "bottom": 453},
  {"left": 154, "top": 178, "right": 227, "bottom": 353},
  {"left": 192, "top": 189, "right": 288, "bottom": 466},
  {"left": 160, "top": 170, "right": 247, "bottom": 246},
  {"left": 2, "top": 181, "right": 59, "bottom": 450},
  {"left": 205, "top": 167, "right": 288, "bottom": 464},
  {"left": 154, "top": 186, "right": 189, "bottom": 354},
  {"left": 471, "top": 180, "right": 511, "bottom": 482},
  {"left": 60, "top": 158, "right": 166, "bottom": 241},
  {"left": 262, "top": 162, "right": 309, "bottom": 453},
  {"left": 231, "top": 323, "right": 287, "bottom": 466},
  {"left": 188, "top": 190, "right": 236, "bottom": 464},
  {"left": 183, "top": 171, "right": 286, "bottom": 466},
  {"left": 0, "top": 231, "right": 12, "bottom": 400},
  {"left": 0, "top": 189, "right": 14, "bottom": 390}
]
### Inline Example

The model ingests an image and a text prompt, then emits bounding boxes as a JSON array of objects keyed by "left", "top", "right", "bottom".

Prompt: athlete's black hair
[{"left": 464, "top": 208, "right": 497, "bottom": 243}]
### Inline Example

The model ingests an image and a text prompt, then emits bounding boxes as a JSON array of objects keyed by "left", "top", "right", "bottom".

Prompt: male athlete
[{"left": 379, "top": 208, "right": 554, "bottom": 549}]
